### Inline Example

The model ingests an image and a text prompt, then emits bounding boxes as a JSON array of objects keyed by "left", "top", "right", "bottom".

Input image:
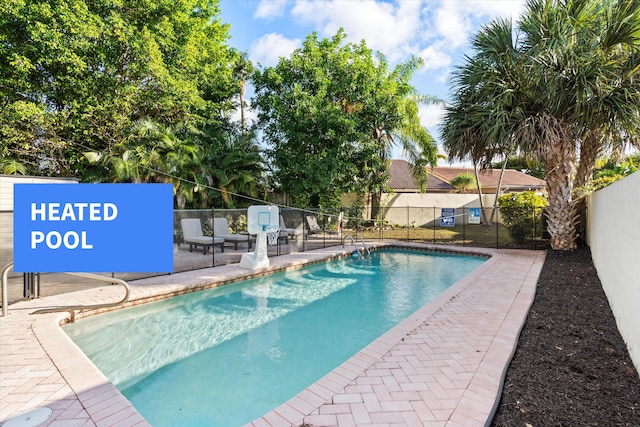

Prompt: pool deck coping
[{"left": 0, "top": 242, "right": 546, "bottom": 427}]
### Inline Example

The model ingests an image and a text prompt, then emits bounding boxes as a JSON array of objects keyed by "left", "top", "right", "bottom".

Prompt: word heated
[
  {"left": 31, "top": 202, "right": 118, "bottom": 222},
  {"left": 30, "top": 202, "right": 119, "bottom": 249}
]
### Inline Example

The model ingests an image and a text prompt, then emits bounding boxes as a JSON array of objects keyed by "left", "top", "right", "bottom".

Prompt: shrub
[
  {"left": 498, "top": 191, "right": 548, "bottom": 244},
  {"left": 450, "top": 173, "right": 477, "bottom": 192}
]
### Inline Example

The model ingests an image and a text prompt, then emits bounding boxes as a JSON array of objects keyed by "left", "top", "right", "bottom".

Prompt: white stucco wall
[
  {"left": 0, "top": 175, "right": 78, "bottom": 211},
  {"left": 370, "top": 193, "right": 498, "bottom": 226},
  {"left": 0, "top": 175, "right": 78, "bottom": 275},
  {"left": 587, "top": 171, "right": 640, "bottom": 372}
]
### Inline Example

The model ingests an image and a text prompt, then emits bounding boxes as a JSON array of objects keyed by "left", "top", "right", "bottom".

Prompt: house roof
[
  {"left": 389, "top": 160, "right": 454, "bottom": 191},
  {"left": 388, "top": 160, "right": 546, "bottom": 192}
]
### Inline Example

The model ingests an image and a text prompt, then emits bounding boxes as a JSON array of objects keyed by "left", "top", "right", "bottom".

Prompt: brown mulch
[{"left": 491, "top": 247, "right": 640, "bottom": 426}]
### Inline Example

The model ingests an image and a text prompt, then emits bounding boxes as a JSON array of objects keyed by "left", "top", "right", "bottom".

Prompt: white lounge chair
[
  {"left": 279, "top": 215, "right": 304, "bottom": 241},
  {"left": 211, "top": 217, "right": 253, "bottom": 250},
  {"left": 180, "top": 218, "right": 224, "bottom": 254},
  {"left": 305, "top": 215, "right": 322, "bottom": 235}
]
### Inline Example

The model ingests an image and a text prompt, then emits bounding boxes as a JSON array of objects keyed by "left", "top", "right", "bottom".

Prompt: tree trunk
[
  {"left": 370, "top": 191, "right": 381, "bottom": 221},
  {"left": 239, "top": 80, "right": 246, "bottom": 134},
  {"left": 489, "top": 155, "right": 508, "bottom": 224},
  {"left": 574, "top": 130, "right": 601, "bottom": 190},
  {"left": 542, "top": 137, "right": 578, "bottom": 250},
  {"left": 473, "top": 162, "right": 490, "bottom": 225}
]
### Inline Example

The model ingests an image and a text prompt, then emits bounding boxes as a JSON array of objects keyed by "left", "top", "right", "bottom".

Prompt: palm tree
[
  {"left": 442, "top": 18, "right": 524, "bottom": 225},
  {"left": 83, "top": 119, "right": 203, "bottom": 209},
  {"left": 398, "top": 94, "right": 442, "bottom": 191},
  {"left": 572, "top": 1, "right": 640, "bottom": 189},
  {"left": 1, "top": 159, "right": 28, "bottom": 175},
  {"left": 443, "top": 0, "right": 640, "bottom": 250},
  {"left": 367, "top": 55, "right": 441, "bottom": 217},
  {"left": 232, "top": 51, "right": 254, "bottom": 135},
  {"left": 198, "top": 124, "right": 265, "bottom": 208},
  {"left": 519, "top": 0, "right": 640, "bottom": 249}
]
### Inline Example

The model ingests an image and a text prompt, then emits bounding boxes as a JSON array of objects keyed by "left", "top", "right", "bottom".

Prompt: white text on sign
[
  {"left": 30, "top": 202, "right": 118, "bottom": 249},
  {"left": 31, "top": 202, "right": 118, "bottom": 221}
]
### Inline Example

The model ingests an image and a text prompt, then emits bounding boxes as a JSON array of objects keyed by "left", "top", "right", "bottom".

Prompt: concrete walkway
[{"left": 0, "top": 243, "right": 545, "bottom": 427}]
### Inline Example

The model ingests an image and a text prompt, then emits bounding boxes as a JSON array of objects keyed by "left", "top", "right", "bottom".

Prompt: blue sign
[
  {"left": 469, "top": 208, "right": 481, "bottom": 224},
  {"left": 440, "top": 208, "right": 456, "bottom": 227},
  {"left": 14, "top": 184, "right": 174, "bottom": 273}
]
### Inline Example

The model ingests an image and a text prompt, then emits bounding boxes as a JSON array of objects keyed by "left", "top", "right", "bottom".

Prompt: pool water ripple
[{"left": 64, "top": 249, "right": 485, "bottom": 426}]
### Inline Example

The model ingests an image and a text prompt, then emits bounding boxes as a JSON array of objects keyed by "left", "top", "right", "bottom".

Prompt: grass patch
[{"left": 355, "top": 224, "right": 522, "bottom": 249}]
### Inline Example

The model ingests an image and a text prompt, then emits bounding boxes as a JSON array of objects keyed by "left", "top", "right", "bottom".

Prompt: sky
[{"left": 218, "top": 0, "right": 527, "bottom": 162}]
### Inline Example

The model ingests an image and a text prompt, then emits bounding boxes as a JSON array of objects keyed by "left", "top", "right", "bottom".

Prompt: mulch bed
[{"left": 491, "top": 247, "right": 640, "bottom": 426}]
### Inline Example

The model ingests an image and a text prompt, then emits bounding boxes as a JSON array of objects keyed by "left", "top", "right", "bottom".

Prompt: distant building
[{"left": 388, "top": 160, "right": 546, "bottom": 194}]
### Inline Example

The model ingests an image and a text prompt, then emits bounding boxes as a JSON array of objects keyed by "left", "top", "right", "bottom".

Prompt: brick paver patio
[{"left": 0, "top": 243, "right": 545, "bottom": 427}]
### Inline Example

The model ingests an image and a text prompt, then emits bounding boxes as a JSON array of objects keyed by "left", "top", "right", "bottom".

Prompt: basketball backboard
[{"left": 246, "top": 205, "right": 280, "bottom": 234}]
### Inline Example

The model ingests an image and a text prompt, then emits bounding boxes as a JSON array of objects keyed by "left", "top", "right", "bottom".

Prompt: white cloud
[
  {"left": 419, "top": 103, "right": 446, "bottom": 129},
  {"left": 284, "top": 0, "right": 525, "bottom": 73},
  {"left": 417, "top": 43, "right": 451, "bottom": 72},
  {"left": 245, "top": 1, "right": 528, "bottom": 103},
  {"left": 249, "top": 33, "right": 301, "bottom": 67},
  {"left": 433, "top": 2, "right": 471, "bottom": 49},
  {"left": 464, "top": 0, "right": 526, "bottom": 20},
  {"left": 418, "top": 0, "right": 526, "bottom": 58},
  {"left": 432, "top": 0, "right": 526, "bottom": 46},
  {"left": 291, "top": 0, "right": 424, "bottom": 61},
  {"left": 412, "top": 0, "right": 527, "bottom": 91},
  {"left": 254, "top": 0, "right": 290, "bottom": 19}
]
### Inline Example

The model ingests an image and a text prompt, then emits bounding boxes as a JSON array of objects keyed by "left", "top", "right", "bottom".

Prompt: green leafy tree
[
  {"left": 252, "top": 29, "right": 438, "bottom": 209},
  {"left": 594, "top": 156, "right": 639, "bottom": 179},
  {"left": 575, "top": 154, "right": 640, "bottom": 194},
  {"left": 441, "top": 18, "right": 527, "bottom": 226},
  {"left": 0, "top": 0, "right": 239, "bottom": 178}
]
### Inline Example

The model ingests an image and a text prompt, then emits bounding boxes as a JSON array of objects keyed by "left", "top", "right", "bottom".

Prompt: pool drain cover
[{"left": 3, "top": 407, "right": 53, "bottom": 427}]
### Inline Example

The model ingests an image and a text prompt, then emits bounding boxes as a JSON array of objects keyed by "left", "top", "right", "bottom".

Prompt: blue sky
[{"left": 219, "top": 0, "right": 526, "bottom": 161}]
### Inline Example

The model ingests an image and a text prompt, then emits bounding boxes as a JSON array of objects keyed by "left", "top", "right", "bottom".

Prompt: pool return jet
[{"left": 239, "top": 205, "right": 280, "bottom": 270}]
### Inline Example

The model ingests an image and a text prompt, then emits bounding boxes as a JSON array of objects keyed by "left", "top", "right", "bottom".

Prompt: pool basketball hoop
[{"left": 240, "top": 205, "right": 280, "bottom": 269}]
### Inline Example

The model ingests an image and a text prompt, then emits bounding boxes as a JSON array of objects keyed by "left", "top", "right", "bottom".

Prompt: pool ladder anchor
[{"left": 342, "top": 234, "right": 370, "bottom": 258}]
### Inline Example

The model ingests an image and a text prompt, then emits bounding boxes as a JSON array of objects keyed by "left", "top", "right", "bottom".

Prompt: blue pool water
[{"left": 64, "top": 249, "right": 485, "bottom": 426}]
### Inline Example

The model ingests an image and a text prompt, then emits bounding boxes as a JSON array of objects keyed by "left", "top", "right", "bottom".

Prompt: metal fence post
[
  {"left": 23, "top": 272, "right": 39, "bottom": 299},
  {"left": 496, "top": 207, "right": 500, "bottom": 249},
  {"left": 462, "top": 207, "right": 466, "bottom": 247},
  {"left": 407, "top": 206, "right": 410, "bottom": 242},
  {"left": 301, "top": 209, "right": 306, "bottom": 252},
  {"left": 433, "top": 206, "right": 436, "bottom": 245},
  {"left": 211, "top": 205, "right": 218, "bottom": 267}
]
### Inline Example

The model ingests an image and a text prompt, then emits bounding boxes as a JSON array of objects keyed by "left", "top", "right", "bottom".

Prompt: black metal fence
[
  {"left": 2, "top": 205, "right": 549, "bottom": 304},
  {"left": 174, "top": 205, "right": 550, "bottom": 253}
]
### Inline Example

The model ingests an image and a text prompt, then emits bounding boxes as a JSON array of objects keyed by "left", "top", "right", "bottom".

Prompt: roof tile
[{"left": 388, "top": 160, "right": 546, "bottom": 192}]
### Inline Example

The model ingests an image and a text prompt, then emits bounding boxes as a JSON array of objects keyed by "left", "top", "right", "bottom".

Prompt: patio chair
[
  {"left": 180, "top": 218, "right": 224, "bottom": 255},
  {"left": 305, "top": 215, "right": 322, "bottom": 235},
  {"left": 279, "top": 215, "right": 304, "bottom": 241},
  {"left": 211, "top": 217, "right": 253, "bottom": 250}
]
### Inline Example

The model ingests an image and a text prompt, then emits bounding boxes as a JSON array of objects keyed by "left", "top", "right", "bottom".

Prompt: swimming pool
[{"left": 64, "top": 248, "right": 485, "bottom": 426}]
